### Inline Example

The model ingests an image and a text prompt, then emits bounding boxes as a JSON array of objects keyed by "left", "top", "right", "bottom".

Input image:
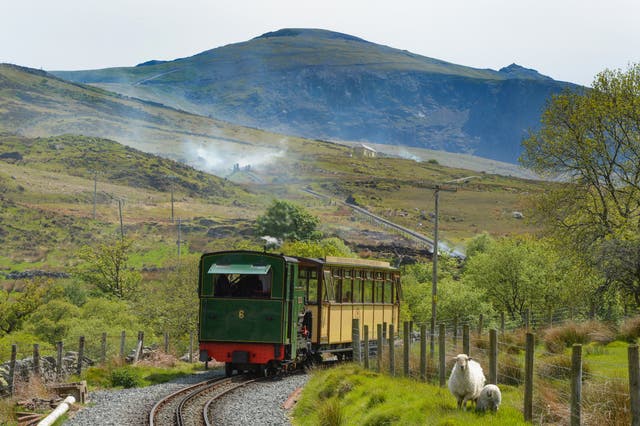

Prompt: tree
[
  {"left": 521, "top": 64, "right": 640, "bottom": 250},
  {"left": 137, "top": 256, "right": 199, "bottom": 348},
  {"left": 521, "top": 64, "right": 640, "bottom": 308},
  {"left": 0, "top": 279, "right": 54, "bottom": 336},
  {"left": 282, "top": 237, "right": 354, "bottom": 258},
  {"left": 462, "top": 237, "right": 570, "bottom": 321},
  {"left": 255, "top": 200, "right": 321, "bottom": 241},
  {"left": 73, "top": 237, "right": 141, "bottom": 299}
]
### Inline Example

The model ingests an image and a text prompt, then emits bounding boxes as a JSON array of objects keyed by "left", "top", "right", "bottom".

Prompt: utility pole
[
  {"left": 430, "top": 185, "right": 440, "bottom": 358},
  {"left": 428, "top": 184, "right": 456, "bottom": 358}
]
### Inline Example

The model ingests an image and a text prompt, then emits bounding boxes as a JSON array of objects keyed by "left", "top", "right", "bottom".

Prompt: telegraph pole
[{"left": 430, "top": 186, "right": 440, "bottom": 358}]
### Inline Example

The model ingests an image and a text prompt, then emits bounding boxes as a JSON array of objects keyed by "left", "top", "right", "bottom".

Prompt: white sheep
[
  {"left": 447, "top": 353, "right": 486, "bottom": 410},
  {"left": 476, "top": 384, "right": 502, "bottom": 412}
]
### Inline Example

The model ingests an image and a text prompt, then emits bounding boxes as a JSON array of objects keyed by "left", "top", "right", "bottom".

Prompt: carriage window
[
  {"left": 323, "top": 270, "right": 335, "bottom": 301},
  {"left": 353, "top": 272, "right": 363, "bottom": 303},
  {"left": 364, "top": 275, "right": 373, "bottom": 303},
  {"left": 342, "top": 273, "right": 353, "bottom": 303},
  {"left": 374, "top": 280, "right": 383, "bottom": 303},
  {"left": 308, "top": 270, "right": 318, "bottom": 303},
  {"left": 332, "top": 268, "right": 343, "bottom": 303},
  {"left": 384, "top": 279, "right": 392, "bottom": 303}
]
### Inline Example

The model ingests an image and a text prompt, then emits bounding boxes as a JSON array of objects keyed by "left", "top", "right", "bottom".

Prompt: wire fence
[
  {"left": 353, "top": 318, "right": 638, "bottom": 425},
  {"left": 0, "top": 330, "right": 199, "bottom": 398}
]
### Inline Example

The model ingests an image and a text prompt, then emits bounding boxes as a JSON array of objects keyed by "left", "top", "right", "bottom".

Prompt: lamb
[
  {"left": 476, "top": 384, "right": 502, "bottom": 412},
  {"left": 447, "top": 353, "right": 486, "bottom": 410}
]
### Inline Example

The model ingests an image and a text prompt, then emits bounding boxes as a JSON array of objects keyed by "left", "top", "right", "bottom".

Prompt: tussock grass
[{"left": 542, "top": 321, "right": 615, "bottom": 354}]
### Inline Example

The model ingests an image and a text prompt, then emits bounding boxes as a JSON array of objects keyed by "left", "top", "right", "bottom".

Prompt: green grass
[
  {"left": 79, "top": 361, "right": 205, "bottom": 390},
  {"left": 293, "top": 364, "right": 527, "bottom": 426}
]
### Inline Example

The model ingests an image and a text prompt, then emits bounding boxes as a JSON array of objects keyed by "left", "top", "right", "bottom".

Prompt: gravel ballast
[{"left": 63, "top": 370, "right": 308, "bottom": 425}]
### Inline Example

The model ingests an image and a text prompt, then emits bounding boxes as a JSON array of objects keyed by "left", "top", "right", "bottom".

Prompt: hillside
[
  {"left": 52, "top": 28, "right": 579, "bottom": 163},
  {"left": 0, "top": 131, "right": 547, "bottom": 276}
]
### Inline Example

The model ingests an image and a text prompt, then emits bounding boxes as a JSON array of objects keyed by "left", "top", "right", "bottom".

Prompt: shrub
[
  {"left": 543, "top": 322, "right": 591, "bottom": 353},
  {"left": 619, "top": 315, "right": 640, "bottom": 342},
  {"left": 537, "top": 354, "right": 591, "bottom": 380},
  {"left": 110, "top": 367, "right": 141, "bottom": 388}
]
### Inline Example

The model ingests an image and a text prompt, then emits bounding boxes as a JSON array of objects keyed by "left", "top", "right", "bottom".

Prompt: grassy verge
[{"left": 292, "top": 364, "right": 527, "bottom": 426}]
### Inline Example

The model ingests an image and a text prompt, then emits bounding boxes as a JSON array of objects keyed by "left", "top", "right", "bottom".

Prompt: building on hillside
[{"left": 353, "top": 144, "right": 377, "bottom": 158}]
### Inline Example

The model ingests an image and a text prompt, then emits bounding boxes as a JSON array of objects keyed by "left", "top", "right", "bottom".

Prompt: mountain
[{"left": 52, "top": 28, "right": 579, "bottom": 163}]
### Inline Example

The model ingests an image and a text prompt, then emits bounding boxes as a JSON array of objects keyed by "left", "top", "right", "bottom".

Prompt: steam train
[{"left": 198, "top": 250, "right": 401, "bottom": 375}]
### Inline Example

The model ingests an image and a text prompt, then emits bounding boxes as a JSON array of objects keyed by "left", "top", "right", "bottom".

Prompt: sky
[{"left": 2, "top": 0, "right": 639, "bottom": 87}]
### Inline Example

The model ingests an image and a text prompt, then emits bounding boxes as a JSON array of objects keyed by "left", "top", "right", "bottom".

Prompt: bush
[
  {"left": 543, "top": 322, "right": 591, "bottom": 353},
  {"left": 110, "top": 367, "right": 141, "bottom": 388},
  {"left": 537, "top": 354, "right": 591, "bottom": 380},
  {"left": 543, "top": 321, "right": 616, "bottom": 353},
  {"left": 619, "top": 315, "right": 640, "bottom": 342}
]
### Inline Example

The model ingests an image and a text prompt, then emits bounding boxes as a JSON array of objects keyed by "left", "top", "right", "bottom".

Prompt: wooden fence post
[
  {"left": 377, "top": 324, "right": 383, "bottom": 373},
  {"left": 489, "top": 329, "right": 497, "bottom": 384},
  {"left": 629, "top": 344, "right": 640, "bottom": 426},
  {"left": 164, "top": 332, "right": 169, "bottom": 354},
  {"left": 352, "top": 319, "right": 361, "bottom": 363},
  {"left": 120, "top": 330, "right": 126, "bottom": 360},
  {"left": 403, "top": 321, "right": 409, "bottom": 377},
  {"left": 33, "top": 343, "right": 40, "bottom": 377},
  {"left": 364, "top": 325, "right": 369, "bottom": 369},
  {"left": 570, "top": 344, "right": 582, "bottom": 426},
  {"left": 420, "top": 324, "right": 427, "bottom": 382},
  {"left": 189, "top": 331, "right": 193, "bottom": 363},
  {"left": 500, "top": 312, "right": 505, "bottom": 337},
  {"left": 382, "top": 322, "right": 387, "bottom": 344},
  {"left": 134, "top": 331, "right": 144, "bottom": 362},
  {"left": 9, "top": 344, "right": 17, "bottom": 396},
  {"left": 101, "top": 332, "right": 107, "bottom": 364},
  {"left": 463, "top": 324, "right": 470, "bottom": 355},
  {"left": 439, "top": 323, "right": 446, "bottom": 387},
  {"left": 389, "top": 324, "right": 395, "bottom": 376},
  {"left": 477, "top": 314, "right": 484, "bottom": 337},
  {"left": 524, "top": 332, "right": 534, "bottom": 422},
  {"left": 56, "top": 341, "right": 63, "bottom": 377},
  {"left": 77, "top": 336, "right": 85, "bottom": 375}
]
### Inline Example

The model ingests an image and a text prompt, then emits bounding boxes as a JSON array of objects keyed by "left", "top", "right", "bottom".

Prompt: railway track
[
  {"left": 149, "top": 375, "right": 258, "bottom": 426},
  {"left": 301, "top": 187, "right": 465, "bottom": 259}
]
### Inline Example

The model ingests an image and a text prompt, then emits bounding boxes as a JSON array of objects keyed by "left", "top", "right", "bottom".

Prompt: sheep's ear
[{"left": 468, "top": 357, "right": 473, "bottom": 360}]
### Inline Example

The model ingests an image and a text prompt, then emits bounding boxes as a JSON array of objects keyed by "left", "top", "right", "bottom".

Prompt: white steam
[{"left": 182, "top": 139, "right": 288, "bottom": 176}]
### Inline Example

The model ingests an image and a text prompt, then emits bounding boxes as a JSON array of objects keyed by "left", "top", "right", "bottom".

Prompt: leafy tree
[
  {"left": 282, "top": 237, "right": 354, "bottom": 258},
  {"left": 73, "top": 237, "right": 141, "bottom": 299},
  {"left": 255, "top": 200, "right": 321, "bottom": 241},
  {"left": 521, "top": 64, "right": 640, "bottom": 308},
  {"left": 137, "top": 256, "right": 199, "bottom": 347},
  {"left": 462, "top": 237, "right": 569, "bottom": 321},
  {"left": 0, "top": 279, "right": 55, "bottom": 336},
  {"left": 23, "top": 299, "right": 81, "bottom": 343},
  {"left": 521, "top": 64, "right": 640, "bottom": 250},
  {"left": 400, "top": 256, "right": 462, "bottom": 324}
]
